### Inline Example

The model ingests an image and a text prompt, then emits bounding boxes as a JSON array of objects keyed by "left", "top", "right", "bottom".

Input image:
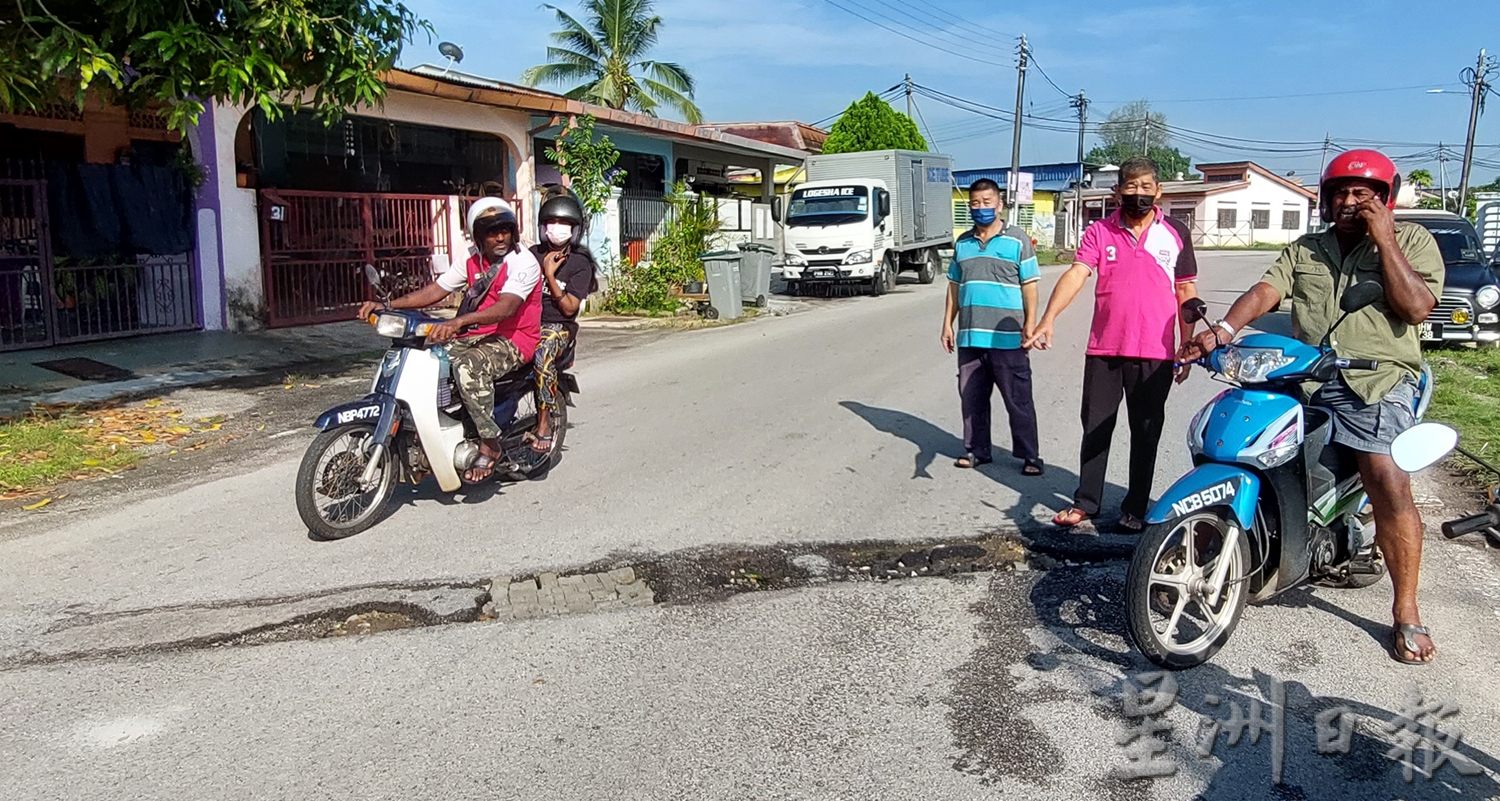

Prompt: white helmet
[{"left": 466, "top": 197, "right": 517, "bottom": 240}]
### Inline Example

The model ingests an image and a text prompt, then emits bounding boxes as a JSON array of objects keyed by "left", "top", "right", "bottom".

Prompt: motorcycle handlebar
[
  {"left": 1441, "top": 505, "right": 1500, "bottom": 539},
  {"left": 1336, "top": 358, "right": 1379, "bottom": 371}
]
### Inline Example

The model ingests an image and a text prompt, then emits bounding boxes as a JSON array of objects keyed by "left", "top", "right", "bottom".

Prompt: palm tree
[{"left": 521, "top": 0, "right": 703, "bottom": 124}]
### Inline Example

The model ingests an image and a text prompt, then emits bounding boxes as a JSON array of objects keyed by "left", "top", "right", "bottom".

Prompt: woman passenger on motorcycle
[{"left": 528, "top": 190, "right": 599, "bottom": 453}]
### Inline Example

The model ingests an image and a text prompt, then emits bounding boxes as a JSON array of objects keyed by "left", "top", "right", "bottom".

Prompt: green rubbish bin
[
  {"left": 698, "top": 250, "right": 743, "bottom": 320},
  {"left": 737, "top": 242, "right": 774, "bottom": 308}
]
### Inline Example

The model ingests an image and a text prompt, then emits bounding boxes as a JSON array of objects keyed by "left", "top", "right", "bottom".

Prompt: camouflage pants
[{"left": 448, "top": 335, "right": 523, "bottom": 440}]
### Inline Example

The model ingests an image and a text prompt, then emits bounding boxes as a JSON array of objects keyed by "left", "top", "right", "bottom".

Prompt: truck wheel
[{"left": 917, "top": 249, "right": 938, "bottom": 284}]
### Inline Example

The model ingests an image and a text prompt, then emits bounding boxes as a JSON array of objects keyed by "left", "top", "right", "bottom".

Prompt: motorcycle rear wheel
[
  {"left": 295, "top": 423, "right": 396, "bottom": 540},
  {"left": 1126, "top": 509, "right": 1251, "bottom": 669}
]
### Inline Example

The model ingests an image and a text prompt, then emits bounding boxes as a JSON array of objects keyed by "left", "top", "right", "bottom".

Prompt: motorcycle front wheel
[
  {"left": 1125, "top": 509, "right": 1251, "bottom": 669},
  {"left": 295, "top": 423, "right": 396, "bottom": 540}
]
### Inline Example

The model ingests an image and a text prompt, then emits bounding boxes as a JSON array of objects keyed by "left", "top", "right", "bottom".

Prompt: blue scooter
[{"left": 1125, "top": 281, "right": 1447, "bottom": 669}]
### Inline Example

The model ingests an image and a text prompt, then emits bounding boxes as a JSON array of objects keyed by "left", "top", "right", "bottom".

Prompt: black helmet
[
  {"left": 538, "top": 193, "right": 585, "bottom": 227},
  {"left": 537, "top": 193, "right": 586, "bottom": 249}
]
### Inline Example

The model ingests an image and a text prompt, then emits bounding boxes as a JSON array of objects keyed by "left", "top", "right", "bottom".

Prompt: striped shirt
[{"left": 948, "top": 225, "right": 1040, "bottom": 349}]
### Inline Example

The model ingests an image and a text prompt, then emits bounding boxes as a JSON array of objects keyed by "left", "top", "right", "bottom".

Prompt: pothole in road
[{"left": 10, "top": 531, "right": 1129, "bottom": 666}]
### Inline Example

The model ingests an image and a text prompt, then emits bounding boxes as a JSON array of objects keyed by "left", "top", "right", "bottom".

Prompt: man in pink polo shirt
[{"left": 1025, "top": 156, "right": 1199, "bottom": 532}]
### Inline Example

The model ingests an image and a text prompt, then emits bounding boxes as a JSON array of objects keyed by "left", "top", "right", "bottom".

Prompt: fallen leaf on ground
[{"left": 22, "top": 498, "right": 51, "bottom": 510}]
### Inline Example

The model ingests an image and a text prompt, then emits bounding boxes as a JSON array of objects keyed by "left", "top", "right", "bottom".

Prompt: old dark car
[{"left": 1396, "top": 210, "right": 1500, "bottom": 347}]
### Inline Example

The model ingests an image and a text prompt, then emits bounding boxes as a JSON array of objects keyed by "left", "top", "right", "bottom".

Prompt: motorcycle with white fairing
[
  {"left": 293, "top": 266, "right": 576, "bottom": 540},
  {"left": 1125, "top": 281, "right": 1452, "bottom": 669}
]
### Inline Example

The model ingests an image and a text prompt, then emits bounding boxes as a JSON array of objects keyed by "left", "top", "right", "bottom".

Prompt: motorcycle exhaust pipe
[{"left": 453, "top": 440, "right": 479, "bottom": 472}]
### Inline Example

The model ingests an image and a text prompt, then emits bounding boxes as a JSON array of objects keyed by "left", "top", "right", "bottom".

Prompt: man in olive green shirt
[{"left": 1181, "top": 149, "right": 1445, "bottom": 665}]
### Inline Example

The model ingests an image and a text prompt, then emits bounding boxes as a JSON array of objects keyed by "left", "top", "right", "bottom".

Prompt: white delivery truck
[{"left": 775, "top": 150, "right": 954, "bottom": 296}]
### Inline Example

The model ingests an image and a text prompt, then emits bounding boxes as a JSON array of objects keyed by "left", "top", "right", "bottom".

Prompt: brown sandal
[{"left": 1052, "top": 507, "right": 1092, "bottom": 528}]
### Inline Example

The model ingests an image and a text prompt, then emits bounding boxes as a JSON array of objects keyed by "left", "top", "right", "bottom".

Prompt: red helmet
[{"left": 1320, "top": 149, "right": 1401, "bottom": 215}]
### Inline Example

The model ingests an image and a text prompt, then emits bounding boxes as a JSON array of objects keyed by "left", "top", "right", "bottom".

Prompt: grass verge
[
  {"left": 0, "top": 401, "right": 221, "bottom": 502},
  {"left": 1426, "top": 346, "right": 1500, "bottom": 472}
]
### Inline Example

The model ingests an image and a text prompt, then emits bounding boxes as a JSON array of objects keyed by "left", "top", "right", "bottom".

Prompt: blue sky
[{"left": 399, "top": 0, "right": 1500, "bottom": 184}]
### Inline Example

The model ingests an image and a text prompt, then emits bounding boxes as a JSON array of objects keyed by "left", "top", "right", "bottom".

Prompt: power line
[
  {"left": 1026, "top": 51, "right": 1072, "bottom": 99},
  {"left": 817, "top": 0, "right": 1011, "bottom": 67},
  {"left": 905, "top": 0, "right": 1014, "bottom": 40},
  {"left": 1092, "top": 83, "right": 1466, "bottom": 104}
]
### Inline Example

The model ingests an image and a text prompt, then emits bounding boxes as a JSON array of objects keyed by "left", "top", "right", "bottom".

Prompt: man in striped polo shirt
[{"left": 940, "top": 178, "right": 1044, "bottom": 475}]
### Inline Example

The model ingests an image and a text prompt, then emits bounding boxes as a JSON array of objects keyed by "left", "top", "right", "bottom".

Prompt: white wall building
[{"left": 1157, "top": 162, "right": 1318, "bottom": 247}]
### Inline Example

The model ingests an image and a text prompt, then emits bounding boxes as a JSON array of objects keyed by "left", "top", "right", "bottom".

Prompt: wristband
[{"left": 1213, "top": 319, "right": 1236, "bottom": 337}]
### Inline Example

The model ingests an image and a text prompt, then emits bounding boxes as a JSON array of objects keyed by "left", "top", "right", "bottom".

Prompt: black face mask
[{"left": 1120, "top": 194, "right": 1155, "bottom": 217}]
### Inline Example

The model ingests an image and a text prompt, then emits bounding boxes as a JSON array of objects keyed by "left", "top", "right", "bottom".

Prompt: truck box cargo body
[{"left": 779, "top": 150, "right": 954, "bottom": 295}]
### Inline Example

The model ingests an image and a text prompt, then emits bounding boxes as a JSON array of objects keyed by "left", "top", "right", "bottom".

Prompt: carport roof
[{"left": 387, "top": 66, "right": 807, "bottom": 165}]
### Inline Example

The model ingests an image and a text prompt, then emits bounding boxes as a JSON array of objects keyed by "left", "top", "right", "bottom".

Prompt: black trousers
[
  {"left": 958, "top": 346, "right": 1040, "bottom": 462},
  {"left": 1073, "top": 355, "right": 1174, "bottom": 518}
]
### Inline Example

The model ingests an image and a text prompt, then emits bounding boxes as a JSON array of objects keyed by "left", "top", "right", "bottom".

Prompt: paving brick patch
[{"left": 484, "top": 566, "right": 655, "bottom": 620}]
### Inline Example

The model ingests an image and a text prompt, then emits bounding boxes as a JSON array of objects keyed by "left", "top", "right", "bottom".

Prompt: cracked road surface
[{"left": 4, "top": 254, "right": 1500, "bottom": 799}]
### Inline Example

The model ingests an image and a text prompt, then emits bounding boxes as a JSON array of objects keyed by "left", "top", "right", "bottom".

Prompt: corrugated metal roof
[{"left": 952, "top": 162, "right": 1094, "bottom": 193}]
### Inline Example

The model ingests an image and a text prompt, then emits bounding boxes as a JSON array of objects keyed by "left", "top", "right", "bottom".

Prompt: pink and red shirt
[
  {"left": 1073, "top": 207, "right": 1198, "bottom": 361},
  {"left": 436, "top": 249, "right": 543, "bottom": 360}
]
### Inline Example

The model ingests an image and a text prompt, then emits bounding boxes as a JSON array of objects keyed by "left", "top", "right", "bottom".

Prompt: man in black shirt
[{"left": 530, "top": 192, "right": 598, "bottom": 452}]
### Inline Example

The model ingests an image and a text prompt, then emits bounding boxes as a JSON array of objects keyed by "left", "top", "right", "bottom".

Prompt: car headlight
[
  {"left": 373, "top": 312, "right": 408, "bottom": 338},
  {"left": 1477, "top": 285, "right": 1500, "bottom": 310},
  {"left": 843, "top": 249, "right": 872, "bottom": 265},
  {"left": 784, "top": 254, "right": 807, "bottom": 266},
  {"left": 1219, "top": 346, "right": 1295, "bottom": 384}
]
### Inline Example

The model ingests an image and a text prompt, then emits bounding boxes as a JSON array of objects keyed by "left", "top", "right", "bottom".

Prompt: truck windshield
[
  {"left": 1416, "top": 221, "right": 1485, "bottom": 264},
  {"left": 787, "top": 186, "right": 868, "bottom": 226}
]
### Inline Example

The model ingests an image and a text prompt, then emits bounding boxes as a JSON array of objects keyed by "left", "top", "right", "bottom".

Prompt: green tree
[
  {"left": 545, "top": 115, "right": 624, "bottom": 217},
  {"left": 521, "top": 0, "right": 702, "bottom": 124},
  {"left": 821, "top": 92, "right": 927, "bottom": 154},
  {"left": 1408, "top": 169, "right": 1434, "bottom": 188},
  {"left": 0, "top": 1, "right": 428, "bottom": 134},
  {"left": 1087, "top": 98, "right": 1192, "bottom": 180}
]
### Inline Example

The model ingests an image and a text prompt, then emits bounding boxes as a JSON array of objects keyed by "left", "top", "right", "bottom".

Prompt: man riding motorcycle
[
  {"left": 1178, "top": 149, "right": 1445, "bottom": 664},
  {"left": 357, "top": 198, "right": 543, "bottom": 481}
]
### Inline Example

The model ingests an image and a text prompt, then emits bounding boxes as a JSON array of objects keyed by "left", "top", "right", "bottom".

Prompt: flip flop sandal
[
  {"left": 1022, "top": 459, "right": 1045, "bottom": 476},
  {"left": 1391, "top": 624, "right": 1436, "bottom": 665},
  {"left": 464, "top": 454, "right": 497, "bottom": 483},
  {"left": 1052, "top": 508, "right": 1092, "bottom": 528},
  {"left": 1118, "top": 513, "right": 1146, "bottom": 533},
  {"left": 529, "top": 434, "right": 554, "bottom": 454},
  {"left": 955, "top": 454, "right": 992, "bottom": 469}
]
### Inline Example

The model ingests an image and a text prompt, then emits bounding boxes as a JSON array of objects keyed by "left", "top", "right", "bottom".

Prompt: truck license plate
[
  {"left": 1419, "top": 322, "right": 1440, "bottom": 340},
  {"left": 811, "top": 269, "right": 833, "bottom": 278}
]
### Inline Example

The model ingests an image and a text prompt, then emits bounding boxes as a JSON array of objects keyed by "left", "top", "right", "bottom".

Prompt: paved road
[{"left": 4, "top": 252, "right": 1500, "bottom": 800}]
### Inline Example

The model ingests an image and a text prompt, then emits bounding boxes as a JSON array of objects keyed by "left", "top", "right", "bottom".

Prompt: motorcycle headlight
[
  {"left": 373, "top": 312, "right": 408, "bottom": 338},
  {"left": 843, "top": 249, "right": 872, "bottom": 265},
  {"left": 1476, "top": 285, "right": 1500, "bottom": 310},
  {"left": 1219, "top": 346, "right": 1295, "bottom": 384}
]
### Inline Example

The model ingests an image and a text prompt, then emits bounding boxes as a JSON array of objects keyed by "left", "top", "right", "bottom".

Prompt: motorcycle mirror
[
  {"left": 1390, "top": 422, "right": 1458, "bottom": 473},
  {"left": 363, "top": 264, "right": 382, "bottom": 289},
  {"left": 1181, "top": 298, "right": 1209, "bottom": 324},
  {"left": 1339, "top": 281, "right": 1384, "bottom": 314}
]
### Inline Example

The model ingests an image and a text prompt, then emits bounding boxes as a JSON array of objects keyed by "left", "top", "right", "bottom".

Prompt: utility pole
[
  {"left": 1140, "top": 117, "right": 1150, "bottom": 155},
  {"left": 1008, "top": 34, "right": 1028, "bottom": 224},
  {"left": 1071, "top": 91, "right": 1089, "bottom": 248},
  {"left": 905, "top": 73, "right": 913, "bottom": 119},
  {"left": 1439, "top": 142, "right": 1449, "bottom": 211},
  {"left": 1458, "top": 49, "right": 1493, "bottom": 217},
  {"left": 1318, "top": 134, "right": 1331, "bottom": 177}
]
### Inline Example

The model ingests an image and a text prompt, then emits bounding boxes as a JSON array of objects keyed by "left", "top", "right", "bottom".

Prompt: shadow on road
[
  {"left": 838, "top": 400, "right": 1134, "bottom": 539},
  {"left": 976, "top": 564, "right": 1500, "bottom": 798}
]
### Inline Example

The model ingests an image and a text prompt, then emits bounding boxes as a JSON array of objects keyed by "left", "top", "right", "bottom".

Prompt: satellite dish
[{"left": 438, "top": 42, "right": 464, "bottom": 63}]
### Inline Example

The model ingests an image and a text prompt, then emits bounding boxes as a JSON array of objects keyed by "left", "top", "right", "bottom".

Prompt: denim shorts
[{"left": 1310, "top": 375, "right": 1419, "bottom": 455}]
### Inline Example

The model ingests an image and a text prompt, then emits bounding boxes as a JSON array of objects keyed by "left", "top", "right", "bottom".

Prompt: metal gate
[
  {"left": 2, "top": 177, "right": 200, "bottom": 351},
  {"left": 259, "top": 190, "right": 454, "bottom": 327},
  {"left": 0, "top": 179, "right": 54, "bottom": 350}
]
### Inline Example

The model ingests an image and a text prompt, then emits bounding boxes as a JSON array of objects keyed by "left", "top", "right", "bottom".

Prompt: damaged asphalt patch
[{"left": 2, "top": 529, "right": 1132, "bottom": 669}]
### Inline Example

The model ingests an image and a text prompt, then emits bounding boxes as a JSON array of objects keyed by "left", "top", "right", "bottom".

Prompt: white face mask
[{"left": 544, "top": 223, "right": 573, "bottom": 247}]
